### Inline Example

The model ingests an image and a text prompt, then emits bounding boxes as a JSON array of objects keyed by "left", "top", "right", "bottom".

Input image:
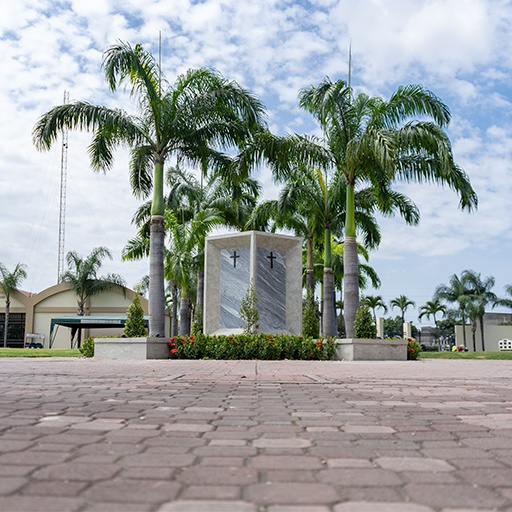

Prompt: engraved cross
[
  {"left": 230, "top": 251, "right": 240, "bottom": 268},
  {"left": 267, "top": 251, "right": 276, "bottom": 269}
]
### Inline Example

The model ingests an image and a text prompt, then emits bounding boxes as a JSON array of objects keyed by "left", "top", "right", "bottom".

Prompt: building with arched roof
[{"left": 0, "top": 284, "right": 171, "bottom": 348}]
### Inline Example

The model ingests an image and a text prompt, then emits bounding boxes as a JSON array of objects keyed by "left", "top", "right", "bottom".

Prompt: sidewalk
[{"left": 0, "top": 358, "right": 511, "bottom": 511}]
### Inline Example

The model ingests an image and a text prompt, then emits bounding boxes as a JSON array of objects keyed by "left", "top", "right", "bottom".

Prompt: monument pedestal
[
  {"left": 333, "top": 338, "right": 407, "bottom": 361},
  {"left": 204, "top": 231, "right": 302, "bottom": 336},
  {"left": 94, "top": 337, "right": 170, "bottom": 359}
]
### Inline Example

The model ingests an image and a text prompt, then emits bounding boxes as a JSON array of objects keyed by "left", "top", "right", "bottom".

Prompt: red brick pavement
[{"left": 0, "top": 358, "right": 511, "bottom": 511}]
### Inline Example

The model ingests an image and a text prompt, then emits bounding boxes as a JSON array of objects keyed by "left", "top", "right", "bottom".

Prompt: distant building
[{"left": 0, "top": 283, "right": 171, "bottom": 349}]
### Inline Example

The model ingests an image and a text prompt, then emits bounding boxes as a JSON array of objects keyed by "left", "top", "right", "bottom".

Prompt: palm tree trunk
[
  {"left": 197, "top": 268, "right": 204, "bottom": 313},
  {"left": 479, "top": 315, "right": 485, "bottom": 351},
  {"left": 179, "top": 296, "right": 189, "bottom": 337},
  {"left": 332, "top": 286, "right": 338, "bottom": 336},
  {"left": 461, "top": 308, "right": 467, "bottom": 347},
  {"left": 149, "top": 215, "right": 166, "bottom": 337},
  {"left": 3, "top": 296, "right": 9, "bottom": 348},
  {"left": 171, "top": 280, "right": 178, "bottom": 338},
  {"left": 306, "top": 236, "right": 315, "bottom": 302},
  {"left": 472, "top": 321, "right": 477, "bottom": 352},
  {"left": 343, "top": 236, "right": 359, "bottom": 338},
  {"left": 323, "top": 268, "right": 334, "bottom": 337}
]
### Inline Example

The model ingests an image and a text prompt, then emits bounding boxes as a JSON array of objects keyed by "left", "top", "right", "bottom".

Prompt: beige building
[{"left": 0, "top": 284, "right": 171, "bottom": 349}]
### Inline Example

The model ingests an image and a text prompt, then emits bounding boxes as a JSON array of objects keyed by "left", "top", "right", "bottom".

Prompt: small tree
[
  {"left": 0, "top": 262, "right": 28, "bottom": 348},
  {"left": 303, "top": 289, "right": 320, "bottom": 338},
  {"left": 124, "top": 294, "right": 147, "bottom": 338},
  {"left": 240, "top": 278, "right": 260, "bottom": 334},
  {"left": 354, "top": 304, "right": 377, "bottom": 339}
]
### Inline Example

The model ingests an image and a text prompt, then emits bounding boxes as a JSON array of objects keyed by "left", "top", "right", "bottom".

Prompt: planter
[
  {"left": 94, "top": 337, "right": 171, "bottom": 360},
  {"left": 333, "top": 338, "right": 407, "bottom": 361}
]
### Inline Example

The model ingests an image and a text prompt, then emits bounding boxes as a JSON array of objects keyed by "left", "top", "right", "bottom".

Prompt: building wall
[
  {"left": 455, "top": 325, "right": 512, "bottom": 351},
  {"left": 0, "top": 283, "right": 169, "bottom": 349}
]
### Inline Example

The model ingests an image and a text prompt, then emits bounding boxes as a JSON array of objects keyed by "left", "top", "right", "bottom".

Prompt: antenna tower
[{"left": 57, "top": 90, "right": 69, "bottom": 282}]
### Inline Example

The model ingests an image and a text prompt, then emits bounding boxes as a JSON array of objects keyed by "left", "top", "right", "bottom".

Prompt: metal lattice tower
[{"left": 57, "top": 90, "right": 69, "bottom": 282}]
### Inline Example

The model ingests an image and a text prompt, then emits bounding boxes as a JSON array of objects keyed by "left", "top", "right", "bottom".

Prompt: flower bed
[{"left": 168, "top": 333, "right": 336, "bottom": 361}]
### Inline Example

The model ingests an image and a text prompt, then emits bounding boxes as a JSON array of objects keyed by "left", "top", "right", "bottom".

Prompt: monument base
[
  {"left": 94, "top": 337, "right": 170, "bottom": 360},
  {"left": 333, "top": 338, "right": 407, "bottom": 361}
]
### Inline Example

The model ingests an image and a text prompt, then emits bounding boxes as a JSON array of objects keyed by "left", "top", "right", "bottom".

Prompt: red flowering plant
[{"left": 406, "top": 337, "right": 422, "bottom": 360}]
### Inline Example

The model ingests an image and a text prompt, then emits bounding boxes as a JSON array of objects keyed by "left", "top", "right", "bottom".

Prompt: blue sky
[{"left": 1, "top": 0, "right": 511, "bottom": 325}]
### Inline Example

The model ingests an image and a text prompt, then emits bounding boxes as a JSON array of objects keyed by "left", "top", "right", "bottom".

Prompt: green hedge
[{"left": 168, "top": 333, "right": 337, "bottom": 361}]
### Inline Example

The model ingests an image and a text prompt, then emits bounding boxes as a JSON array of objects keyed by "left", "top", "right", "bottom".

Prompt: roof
[{"left": 50, "top": 315, "right": 148, "bottom": 330}]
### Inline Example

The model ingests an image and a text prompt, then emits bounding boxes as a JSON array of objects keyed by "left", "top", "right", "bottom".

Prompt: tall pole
[{"left": 57, "top": 90, "right": 69, "bottom": 282}]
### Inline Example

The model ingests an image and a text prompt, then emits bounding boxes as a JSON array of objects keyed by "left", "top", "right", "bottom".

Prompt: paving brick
[
  {"left": 180, "top": 485, "right": 241, "bottom": 499},
  {"left": 82, "top": 480, "right": 181, "bottom": 503},
  {"left": 0, "top": 451, "right": 70, "bottom": 466},
  {"left": 178, "top": 466, "right": 258, "bottom": 485},
  {"left": 31, "top": 463, "right": 121, "bottom": 481},
  {"left": 121, "top": 453, "right": 196, "bottom": 467},
  {"left": 22, "top": 480, "right": 88, "bottom": 497},
  {"left": 375, "top": 457, "right": 455, "bottom": 472},
  {"left": 0, "top": 477, "right": 27, "bottom": 495},
  {"left": 267, "top": 507, "right": 331, "bottom": 512},
  {"left": 334, "top": 503, "right": 433, "bottom": 511},
  {"left": 156, "top": 501, "right": 258, "bottom": 512},
  {"left": 198, "top": 457, "right": 245, "bottom": 466},
  {"left": 319, "top": 468, "right": 404, "bottom": 486},
  {"left": 0, "top": 496, "right": 86, "bottom": 511},
  {"left": 192, "top": 446, "right": 257, "bottom": 457},
  {"left": 458, "top": 467, "right": 512, "bottom": 487},
  {"left": 83, "top": 503, "right": 154, "bottom": 512},
  {"left": 404, "top": 484, "right": 507, "bottom": 509},
  {"left": 250, "top": 455, "right": 323, "bottom": 470},
  {"left": 266, "top": 470, "right": 317, "bottom": 482},
  {"left": 253, "top": 438, "right": 311, "bottom": 448},
  {"left": 246, "top": 483, "right": 340, "bottom": 504}
]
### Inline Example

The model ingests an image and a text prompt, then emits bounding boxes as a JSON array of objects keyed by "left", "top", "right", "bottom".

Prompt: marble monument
[{"left": 204, "top": 231, "right": 302, "bottom": 335}]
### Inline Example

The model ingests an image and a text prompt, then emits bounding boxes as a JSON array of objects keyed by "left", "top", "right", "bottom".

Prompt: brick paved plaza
[{"left": 0, "top": 357, "right": 511, "bottom": 512}]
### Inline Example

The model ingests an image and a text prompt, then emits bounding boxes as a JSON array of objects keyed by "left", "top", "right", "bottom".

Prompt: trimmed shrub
[
  {"left": 167, "top": 332, "right": 337, "bottom": 361},
  {"left": 354, "top": 304, "right": 377, "bottom": 339},
  {"left": 124, "top": 294, "right": 147, "bottom": 338}
]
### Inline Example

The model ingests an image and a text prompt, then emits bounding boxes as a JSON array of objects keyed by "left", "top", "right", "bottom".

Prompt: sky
[{"left": 1, "top": 0, "right": 512, "bottom": 326}]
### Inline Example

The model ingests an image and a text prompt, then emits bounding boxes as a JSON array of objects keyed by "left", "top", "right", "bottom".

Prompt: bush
[
  {"left": 407, "top": 337, "right": 422, "bottom": 360},
  {"left": 79, "top": 337, "right": 94, "bottom": 357},
  {"left": 124, "top": 294, "right": 147, "bottom": 338},
  {"left": 167, "top": 332, "right": 337, "bottom": 361},
  {"left": 354, "top": 304, "right": 377, "bottom": 339},
  {"left": 302, "top": 289, "right": 320, "bottom": 338}
]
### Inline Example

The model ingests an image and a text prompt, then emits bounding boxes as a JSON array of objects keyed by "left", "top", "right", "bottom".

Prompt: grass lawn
[
  {"left": 0, "top": 348, "right": 82, "bottom": 358},
  {"left": 422, "top": 351, "right": 512, "bottom": 360}
]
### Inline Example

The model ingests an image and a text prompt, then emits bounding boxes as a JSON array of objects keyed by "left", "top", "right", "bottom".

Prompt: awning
[{"left": 50, "top": 315, "right": 149, "bottom": 348}]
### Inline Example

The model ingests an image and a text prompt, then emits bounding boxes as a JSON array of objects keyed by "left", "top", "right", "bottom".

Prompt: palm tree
[
  {"left": 466, "top": 301, "right": 482, "bottom": 352},
  {"left": 390, "top": 295, "right": 416, "bottom": 325},
  {"left": 418, "top": 298, "right": 447, "bottom": 344},
  {"left": 236, "top": 79, "right": 477, "bottom": 337},
  {"left": 435, "top": 273, "right": 472, "bottom": 348},
  {"left": 0, "top": 262, "right": 28, "bottom": 348},
  {"left": 247, "top": 163, "right": 412, "bottom": 337},
  {"left": 493, "top": 284, "right": 512, "bottom": 312},
  {"left": 60, "top": 247, "right": 126, "bottom": 346},
  {"left": 33, "top": 41, "right": 266, "bottom": 338},
  {"left": 362, "top": 295, "right": 388, "bottom": 322},
  {"left": 462, "top": 270, "right": 497, "bottom": 351}
]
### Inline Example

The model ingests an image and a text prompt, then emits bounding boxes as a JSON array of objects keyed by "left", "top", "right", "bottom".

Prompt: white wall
[{"left": 455, "top": 325, "right": 512, "bottom": 352}]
